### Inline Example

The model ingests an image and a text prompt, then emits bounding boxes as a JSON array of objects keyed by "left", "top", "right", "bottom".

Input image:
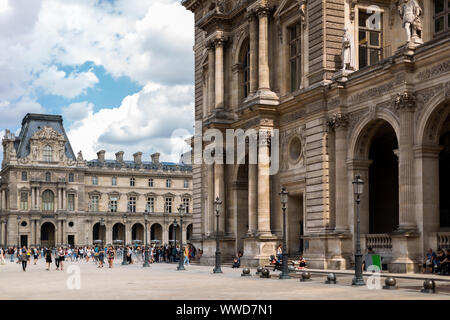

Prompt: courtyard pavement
[{"left": 0, "top": 258, "right": 449, "bottom": 300}]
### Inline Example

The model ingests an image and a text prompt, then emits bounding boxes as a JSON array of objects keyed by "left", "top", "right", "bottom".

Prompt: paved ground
[{"left": 0, "top": 258, "right": 449, "bottom": 300}]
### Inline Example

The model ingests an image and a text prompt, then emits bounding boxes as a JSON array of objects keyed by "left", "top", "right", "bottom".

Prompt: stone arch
[
  {"left": 131, "top": 222, "right": 144, "bottom": 242},
  {"left": 40, "top": 221, "right": 56, "bottom": 248},
  {"left": 232, "top": 29, "right": 250, "bottom": 65},
  {"left": 150, "top": 223, "right": 163, "bottom": 243},
  {"left": 417, "top": 95, "right": 450, "bottom": 145},
  {"left": 186, "top": 224, "right": 193, "bottom": 242}
]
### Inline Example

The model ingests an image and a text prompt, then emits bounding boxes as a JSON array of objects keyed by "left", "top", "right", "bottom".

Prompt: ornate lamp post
[
  {"left": 352, "top": 175, "right": 365, "bottom": 286},
  {"left": 99, "top": 217, "right": 105, "bottom": 248},
  {"left": 173, "top": 218, "right": 178, "bottom": 263},
  {"left": 17, "top": 216, "right": 21, "bottom": 248},
  {"left": 213, "top": 197, "right": 222, "bottom": 274},
  {"left": 177, "top": 204, "right": 186, "bottom": 271},
  {"left": 122, "top": 213, "right": 128, "bottom": 265},
  {"left": 143, "top": 212, "right": 150, "bottom": 267},
  {"left": 279, "top": 187, "right": 290, "bottom": 279}
]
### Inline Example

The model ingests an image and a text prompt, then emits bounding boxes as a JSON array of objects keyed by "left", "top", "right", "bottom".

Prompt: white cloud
[
  {"left": 67, "top": 83, "right": 194, "bottom": 163},
  {"left": 62, "top": 101, "right": 94, "bottom": 123}
]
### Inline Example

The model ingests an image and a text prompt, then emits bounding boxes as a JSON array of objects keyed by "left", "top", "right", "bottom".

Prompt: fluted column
[
  {"left": 1, "top": 189, "right": 5, "bottom": 210},
  {"left": 257, "top": 130, "right": 272, "bottom": 236},
  {"left": 257, "top": 6, "right": 271, "bottom": 92},
  {"left": 207, "top": 164, "right": 215, "bottom": 236},
  {"left": 106, "top": 222, "right": 112, "bottom": 246},
  {"left": 214, "top": 163, "right": 225, "bottom": 233},
  {"left": 1, "top": 220, "right": 5, "bottom": 246},
  {"left": 207, "top": 42, "right": 215, "bottom": 115},
  {"left": 36, "top": 188, "right": 41, "bottom": 210},
  {"left": 31, "top": 188, "right": 35, "bottom": 210},
  {"left": 248, "top": 164, "right": 257, "bottom": 235},
  {"left": 395, "top": 92, "right": 417, "bottom": 231},
  {"left": 214, "top": 38, "right": 225, "bottom": 110},
  {"left": 63, "top": 188, "right": 67, "bottom": 210},
  {"left": 248, "top": 12, "right": 258, "bottom": 96},
  {"left": 61, "top": 220, "right": 65, "bottom": 245}
]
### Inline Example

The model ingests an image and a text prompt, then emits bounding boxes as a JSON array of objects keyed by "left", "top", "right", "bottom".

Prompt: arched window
[
  {"left": 42, "top": 190, "right": 54, "bottom": 211},
  {"left": 43, "top": 145, "right": 52, "bottom": 162},
  {"left": 242, "top": 42, "right": 250, "bottom": 99},
  {"left": 45, "top": 172, "right": 51, "bottom": 182}
]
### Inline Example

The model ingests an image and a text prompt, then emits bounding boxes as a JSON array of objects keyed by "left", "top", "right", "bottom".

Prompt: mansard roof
[
  {"left": 15, "top": 113, "right": 76, "bottom": 160},
  {"left": 86, "top": 159, "right": 192, "bottom": 172}
]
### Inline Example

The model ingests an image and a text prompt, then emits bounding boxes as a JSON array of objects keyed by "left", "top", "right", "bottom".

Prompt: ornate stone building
[
  {"left": 0, "top": 114, "right": 193, "bottom": 248},
  {"left": 182, "top": 0, "right": 450, "bottom": 272}
]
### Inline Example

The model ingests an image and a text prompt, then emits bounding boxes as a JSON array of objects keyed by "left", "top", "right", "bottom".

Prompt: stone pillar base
[
  {"left": 303, "top": 234, "right": 353, "bottom": 270},
  {"left": 240, "top": 236, "right": 278, "bottom": 268},
  {"left": 389, "top": 232, "right": 421, "bottom": 273},
  {"left": 199, "top": 238, "right": 235, "bottom": 266}
]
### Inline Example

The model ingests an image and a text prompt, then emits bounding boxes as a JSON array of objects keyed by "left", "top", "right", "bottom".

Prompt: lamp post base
[
  {"left": 213, "top": 266, "right": 223, "bottom": 274},
  {"left": 177, "top": 264, "right": 186, "bottom": 271},
  {"left": 143, "top": 262, "right": 150, "bottom": 267},
  {"left": 352, "top": 277, "right": 365, "bottom": 286},
  {"left": 121, "top": 261, "right": 128, "bottom": 266},
  {"left": 279, "top": 273, "right": 291, "bottom": 280}
]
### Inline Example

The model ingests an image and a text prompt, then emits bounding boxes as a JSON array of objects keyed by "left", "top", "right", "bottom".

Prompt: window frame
[
  {"left": 112, "top": 176, "right": 117, "bottom": 186},
  {"left": 242, "top": 42, "right": 250, "bottom": 99},
  {"left": 90, "top": 195, "right": 99, "bottom": 212},
  {"left": 164, "top": 197, "right": 172, "bottom": 213},
  {"left": 92, "top": 176, "right": 98, "bottom": 185},
  {"left": 68, "top": 173, "right": 74, "bottom": 183},
  {"left": 146, "top": 197, "right": 155, "bottom": 213},
  {"left": 288, "top": 21, "right": 302, "bottom": 93},
  {"left": 20, "top": 192, "right": 28, "bottom": 210},
  {"left": 68, "top": 193, "right": 75, "bottom": 211},
  {"left": 128, "top": 196, "right": 136, "bottom": 213},
  {"left": 148, "top": 178, "right": 153, "bottom": 187},
  {"left": 166, "top": 179, "right": 172, "bottom": 188},
  {"left": 21, "top": 171, "right": 27, "bottom": 182},
  {"left": 183, "top": 198, "right": 190, "bottom": 214},
  {"left": 357, "top": 7, "right": 383, "bottom": 70},
  {"left": 43, "top": 145, "right": 52, "bottom": 162},
  {"left": 109, "top": 196, "right": 118, "bottom": 213},
  {"left": 42, "top": 190, "right": 54, "bottom": 211},
  {"left": 434, "top": 0, "right": 450, "bottom": 35},
  {"left": 130, "top": 177, "right": 135, "bottom": 187},
  {"left": 45, "top": 172, "right": 51, "bottom": 182}
]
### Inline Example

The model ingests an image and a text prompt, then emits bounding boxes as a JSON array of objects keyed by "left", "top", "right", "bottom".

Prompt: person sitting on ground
[
  {"left": 442, "top": 249, "right": 450, "bottom": 275},
  {"left": 297, "top": 255, "right": 307, "bottom": 270},
  {"left": 435, "top": 248, "right": 446, "bottom": 274},
  {"left": 232, "top": 254, "right": 241, "bottom": 268},
  {"left": 270, "top": 255, "right": 281, "bottom": 271},
  {"left": 423, "top": 248, "right": 437, "bottom": 273}
]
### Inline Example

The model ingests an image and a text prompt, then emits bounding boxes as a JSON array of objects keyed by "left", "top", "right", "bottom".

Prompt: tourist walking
[
  {"left": 33, "top": 247, "right": 39, "bottom": 265},
  {"left": 184, "top": 245, "right": 190, "bottom": 266},
  {"left": 107, "top": 246, "right": 115, "bottom": 268},
  {"left": 98, "top": 248, "right": 104, "bottom": 268},
  {"left": 58, "top": 247, "right": 65, "bottom": 271},
  {"left": 45, "top": 248, "right": 52, "bottom": 271},
  {"left": 20, "top": 246, "right": 28, "bottom": 272},
  {"left": 0, "top": 247, "right": 5, "bottom": 265}
]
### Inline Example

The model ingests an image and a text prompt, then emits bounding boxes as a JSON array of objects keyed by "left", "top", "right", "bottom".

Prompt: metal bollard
[
  {"left": 325, "top": 273, "right": 337, "bottom": 284},
  {"left": 421, "top": 279, "right": 436, "bottom": 294},
  {"left": 255, "top": 266, "right": 263, "bottom": 275},
  {"left": 241, "top": 268, "right": 251, "bottom": 277},
  {"left": 260, "top": 268, "right": 270, "bottom": 278},
  {"left": 382, "top": 277, "right": 397, "bottom": 290},
  {"left": 300, "top": 271, "right": 312, "bottom": 282}
]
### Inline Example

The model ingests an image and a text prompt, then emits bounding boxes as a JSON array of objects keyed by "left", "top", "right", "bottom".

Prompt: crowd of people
[
  {"left": 423, "top": 248, "right": 450, "bottom": 275},
  {"left": 0, "top": 243, "right": 200, "bottom": 272}
]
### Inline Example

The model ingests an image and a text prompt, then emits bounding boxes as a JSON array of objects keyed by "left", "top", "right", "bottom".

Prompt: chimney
[
  {"left": 133, "top": 152, "right": 142, "bottom": 164},
  {"left": 151, "top": 152, "right": 160, "bottom": 164},
  {"left": 97, "top": 150, "right": 105, "bottom": 163},
  {"left": 115, "top": 151, "right": 124, "bottom": 163}
]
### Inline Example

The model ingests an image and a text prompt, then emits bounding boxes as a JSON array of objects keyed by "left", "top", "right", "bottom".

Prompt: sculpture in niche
[
  {"left": 59, "top": 141, "right": 65, "bottom": 161},
  {"left": 398, "top": 0, "right": 423, "bottom": 44},
  {"left": 77, "top": 150, "right": 84, "bottom": 161},
  {"left": 341, "top": 28, "right": 353, "bottom": 71}
]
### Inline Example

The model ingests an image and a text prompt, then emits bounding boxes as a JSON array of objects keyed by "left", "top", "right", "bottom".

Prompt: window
[
  {"left": 21, "top": 171, "right": 27, "bottom": 181},
  {"left": 20, "top": 192, "right": 28, "bottom": 210},
  {"left": 148, "top": 178, "right": 153, "bottom": 187},
  {"left": 128, "top": 196, "right": 136, "bottom": 213},
  {"left": 289, "top": 22, "right": 302, "bottom": 92},
  {"left": 90, "top": 195, "right": 99, "bottom": 211},
  {"left": 130, "top": 177, "right": 135, "bottom": 187},
  {"left": 146, "top": 197, "right": 155, "bottom": 213},
  {"left": 42, "top": 190, "right": 54, "bottom": 211},
  {"left": 183, "top": 198, "right": 190, "bottom": 214},
  {"left": 68, "top": 194, "right": 75, "bottom": 211},
  {"left": 358, "top": 9, "right": 382, "bottom": 69},
  {"left": 434, "top": 0, "right": 450, "bottom": 34},
  {"left": 165, "top": 197, "right": 172, "bottom": 213},
  {"left": 112, "top": 177, "right": 117, "bottom": 186},
  {"left": 92, "top": 176, "right": 98, "bottom": 185},
  {"left": 243, "top": 43, "right": 250, "bottom": 98},
  {"left": 184, "top": 179, "right": 189, "bottom": 189},
  {"left": 69, "top": 173, "right": 74, "bottom": 183},
  {"left": 166, "top": 179, "right": 171, "bottom": 188},
  {"left": 43, "top": 145, "right": 52, "bottom": 162},
  {"left": 45, "top": 172, "right": 51, "bottom": 182},
  {"left": 109, "top": 196, "right": 118, "bottom": 212}
]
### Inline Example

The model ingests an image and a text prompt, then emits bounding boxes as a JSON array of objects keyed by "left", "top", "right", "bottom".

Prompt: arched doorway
[
  {"left": 169, "top": 224, "right": 181, "bottom": 246},
  {"left": 186, "top": 224, "right": 193, "bottom": 243},
  {"left": 131, "top": 223, "right": 144, "bottom": 242},
  {"left": 92, "top": 223, "right": 106, "bottom": 245},
  {"left": 439, "top": 116, "right": 450, "bottom": 229},
  {"left": 235, "top": 164, "right": 249, "bottom": 253},
  {"left": 112, "top": 223, "right": 125, "bottom": 242},
  {"left": 41, "top": 222, "right": 55, "bottom": 248},
  {"left": 150, "top": 223, "right": 162, "bottom": 243},
  {"left": 368, "top": 121, "right": 399, "bottom": 233}
]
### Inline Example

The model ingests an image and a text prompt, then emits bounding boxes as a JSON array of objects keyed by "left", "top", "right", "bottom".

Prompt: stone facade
[
  {"left": 183, "top": 0, "right": 450, "bottom": 272},
  {"left": 0, "top": 114, "right": 193, "bottom": 248}
]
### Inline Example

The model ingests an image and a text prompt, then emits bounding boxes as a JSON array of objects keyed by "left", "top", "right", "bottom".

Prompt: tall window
[
  {"left": 434, "top": 0, "right": 450, "bottom": 34},
  {"left": 243, "top": 43, "right": 250, "bottom": 98},
  {"left": 184, "top": 179, "right": 189, "bottom": 189},
  {"left": 112, "top": 177, "right": 117, "bottom": 186},
  {"left": 183, "top": 198, "right": 190, "bottom": 214},
  {"left": 68, "top": 194, "right": 75, "bottom": 211},
  {"left": 128, "top": 196, "right": 136, "bottom": 213},
  {"left": 21, "top": 171, "right": 27, "bottom": 181},
  {"left": 165, "top": 197, "right": 172, "bottom": 213},
  {"left": 109, "top": 196, "right": 118, "bottom": 212},
  {"left": 42, "top": 190, "right": 54, "bottom": 211},
  {"left": 90, "top": 195, "right": 99, "bottom": 211},
  {"left": 148, "top": 178, "right": 153, "bottom": 187},
  {"left": 69, "top": 173, "right": 74, "bottom": 183},
  {"left": 43, "top": 145, "right": 52, "bottom": 162},
  {"left": 20, "top": 192, "right": 28, "bottom": 210},
  {"left": 92, "top": 176, "right": 98, "bottom": 185},
  {"left": 358, "top": 9, "right": 382, "bottom": 69},
  {"left": 166, "top": 179, "right": 171, "bottom": 188},
  {"left": 45, "top": 172, "right": 51, "bottom": 182},
  {"left": 146, "top": 197, "right": 155, "bottom": 213},
  {"left": 289, "top": 22, "right": 302, "bottom": 92},
  {"left": 130, "top": 177, "right": 135, "bottom": 187}
]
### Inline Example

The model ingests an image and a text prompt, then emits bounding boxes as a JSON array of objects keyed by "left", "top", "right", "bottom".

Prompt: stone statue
[
  {"left": 398, "top": 0, "right": 423, "bottom": 44},
  {"left": 32, "top": 145, "right": 38, "bottom": 160},
  {"left": 341, "top": 28, "right": 352, "bottom": 71},
  {"left": 77, "top": 150, "right": 84, "bottom": 161},
  {"left": 299, "top": 0, "right": 307, "bottom": 26}
]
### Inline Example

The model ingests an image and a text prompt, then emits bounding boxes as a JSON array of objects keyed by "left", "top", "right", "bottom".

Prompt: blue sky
[{"left": 0, "top": 0, "right": 194, "bottom": 163}]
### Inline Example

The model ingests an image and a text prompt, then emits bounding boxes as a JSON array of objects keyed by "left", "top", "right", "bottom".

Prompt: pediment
[{"left": 31, "top": 126, "right": 65, "bottom": 142}]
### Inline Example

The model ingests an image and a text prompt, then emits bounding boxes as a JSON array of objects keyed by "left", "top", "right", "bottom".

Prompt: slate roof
[{"left": 86, "top": 159, "right": 192, "bottom": 172}]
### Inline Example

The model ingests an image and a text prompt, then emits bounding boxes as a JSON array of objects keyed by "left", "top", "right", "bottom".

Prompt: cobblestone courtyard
[{"left": 0, "top": 259, "right": 449, "bottom": 300}]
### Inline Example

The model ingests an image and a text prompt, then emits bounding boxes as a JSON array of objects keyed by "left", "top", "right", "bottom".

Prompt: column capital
[
  {"left": 213, "top": 37, "right": 226, "bottom": 48},
  {"left": 206, "top": 40, "right": 215, "bottom": 50},
  {"left": 256, "top": 6, "right": 271, "bottom": 18},
  {"left": 258, "top": 130, "right": 272, "bottom": 147},
  {"left": 395, "top": 91, "right": 417, "bottom": 112},
  {"left": 327, "top": 113, "right": 349, "bottom": 130},
  {"left": 246, "top": 10, "right": 257, "bottom": 22}
]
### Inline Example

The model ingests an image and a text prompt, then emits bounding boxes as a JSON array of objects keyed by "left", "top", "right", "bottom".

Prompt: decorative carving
[
  {"left": 328, "top": 113, "right": 349, "bottom": 129},
  {"left": 32, "top": 126, "right": 65, "bottom": 141},
  {"left": 258, "top": 130, "right": 272, "bottom": 147},
  {"left": 350, "top": 0, "right": 358, "bottom": 21},
  {"left": 416, "top": 60, "right": 450, "bottom": 81},
  {"left": 298, "top": 0, "right": 307, "bottom": 26},
  {"left": 398, "top": 0, "right": 423, "bottom": 44},
  {"left": 280, "top": 109, "right": 306, "bottom": 125},
  {"left": 349, "top": 76, "right": 404, "bottom": 104},
  {"left": 394, "top": 91, "right": 417, "bottom": 111},
  {"left": 256, "top": 6, "right": 271, "bottom": 18}
]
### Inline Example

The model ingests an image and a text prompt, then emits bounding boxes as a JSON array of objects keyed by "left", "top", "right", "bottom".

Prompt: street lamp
[
  {"left": 173, "top": 218, "right": 178, "bottom": 263},
  {"left": 352, "top": 175, "right": 365, "bottom": 286},
  {"left": 99, "top": 217, "right": 105, "bottom": 247},
  {"left": 122, "top": 214, "right": 128, "bottom": 265},
  {"left": 17, "top": 216, "right": 21, "bottom": 248},
  {"left": 279, "top": 187, "right": 290, "bottom": 279},
  {"left": 177, "top": 204, "right": 186, "bottom": 271},
  {"left": 213, "top": 197, "right": 222, "bottom": 274},
  {"left": 143, "top": 212, "right": 150, "bottom": 267}
]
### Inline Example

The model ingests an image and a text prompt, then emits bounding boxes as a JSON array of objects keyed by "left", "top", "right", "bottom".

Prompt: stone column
[
  {"left": 214, "top": 163, "right": 225, "bottom": 233},
  {"left": 257, "top": 130, "right": 272, "bottom": 236},
  {"left": 214, "top": 38, "right": 225, "bottom": 110},
  {"left": 248, "top": 164, "right": 257, "bottom": 235},
  {"left": 162, "top": 225, "right": 169, "bottom": 245},
  {"left": 31, "top": 188, "right": 35, "bottom": 210},
  {"left": 106, "top": 222, "right": 112, "bottom": 246},
  {"left": 395, "top": 92, "right": 417, "bottom": 231},
  {"left": 248, "top": 11, "right": 258, "bottom": 96},
  {"left": 36, "top": 188, "right": 41, "bottom": 210},
  {"left": 61, "top": 220, "right": 65, "bottom": 245},
  {"left": 330, "top": 114, "right": 350, "bottom": 232},
  {"left": 63, "top": 188, "right": 67, "bottom": 210},
  {"left": 207, "top": 42, "right": 215, "bottom": 115},
  {"left": 1, "top": 220, "right": 5, "bottom": 246},
  {"left": 1, "top": 189, "right": 5, "bottom": 210},
  {"left": 36, "top": 220, "right": 41, "bottom": 247},
  {"left": 207, "top": 164, "right": 215, "bottom": 235}
]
